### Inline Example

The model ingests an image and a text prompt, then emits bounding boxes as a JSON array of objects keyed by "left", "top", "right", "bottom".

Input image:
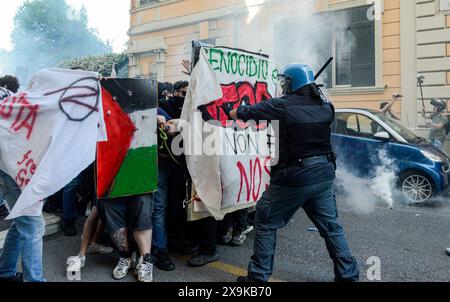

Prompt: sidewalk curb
[{"left": 0, "top": 213, "right": 61, "bottom": 249}]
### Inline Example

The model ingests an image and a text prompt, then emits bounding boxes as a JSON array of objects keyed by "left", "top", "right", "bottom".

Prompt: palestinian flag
[{"left": 97, "top": 79, "right": 158, "bottom": 199}]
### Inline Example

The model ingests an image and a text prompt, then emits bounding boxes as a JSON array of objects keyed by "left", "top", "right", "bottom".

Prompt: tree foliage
[
  {"left": 59, "top": 53, "right": 129, "bottom": 77},
  {"left": 10, "top": 0, "right": 112, "bottom": 77}
]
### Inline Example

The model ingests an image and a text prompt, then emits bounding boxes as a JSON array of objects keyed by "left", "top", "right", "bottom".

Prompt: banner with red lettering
[
  {"left": 0, "top": 69, "right": 105, "bottom": 219},
  {"left": 180, "top": 46, "right": 279, "bottom": 221}
]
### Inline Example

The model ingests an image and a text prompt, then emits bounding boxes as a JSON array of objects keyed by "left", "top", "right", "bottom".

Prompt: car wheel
[{"left": 399, "top": 171, "right": 434, "bottom": 204}]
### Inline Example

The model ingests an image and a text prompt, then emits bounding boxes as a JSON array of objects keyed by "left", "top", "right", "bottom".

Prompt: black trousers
[{"left": 191, "top": 217, "right": 217, "bottom": 255}]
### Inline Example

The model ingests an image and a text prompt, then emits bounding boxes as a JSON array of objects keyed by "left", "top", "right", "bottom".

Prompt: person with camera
[
  {"left": 424, "top": 99, "right": 449, "bottom": 149},
  {"left": 380, "top": 94, "right": 402, "bottom": 120}
]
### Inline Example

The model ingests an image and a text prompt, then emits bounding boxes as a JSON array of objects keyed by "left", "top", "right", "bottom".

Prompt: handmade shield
[{"left": 97, "top": 79, "right": 158, "bottom": 199}]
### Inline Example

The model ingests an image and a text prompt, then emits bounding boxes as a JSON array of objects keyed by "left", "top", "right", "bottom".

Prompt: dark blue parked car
[{"left": 332, "top": 109, "right": 450, "bottom": 203}]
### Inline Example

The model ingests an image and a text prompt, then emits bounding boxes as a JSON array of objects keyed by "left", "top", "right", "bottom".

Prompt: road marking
[{"left": 175, "top": 255, "right": 284, "bottom": 282}]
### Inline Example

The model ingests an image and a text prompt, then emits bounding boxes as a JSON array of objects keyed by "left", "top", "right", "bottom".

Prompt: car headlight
[{"left": 421, "top": 148, "right": 445, "bottom": 162}]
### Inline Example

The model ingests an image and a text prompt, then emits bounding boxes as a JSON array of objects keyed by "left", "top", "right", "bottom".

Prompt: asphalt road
[{"left": 41, "top": 193, "right": 450, "bottom": 283}]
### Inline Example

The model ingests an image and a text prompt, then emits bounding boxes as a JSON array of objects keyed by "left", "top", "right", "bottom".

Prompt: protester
[
  {"left": 380, "top": 94, "right": 402, "bottom": 120},
  {"left": 60, "top": 175, "right": 81, "bottom": 236},
  {"left": 98, "top": 194, "right": 154, "bottom": 282},
  {"left": 188, "top": 217, "right": 219, "bottom": 267},
  {"left": 0, "top": 76, "right": 18, "bottom": 218},
  {"left": 150, "top": 112, "right": 177, "bottom": 271},
  {"left": 158, "top": 82, "right": 174, "bottom": 101},
  {"left": 0, "top": 77, "right": 45, "bottom": 283},
  {"left": 153, "top": 81, "right": 192, "bottom": 270},
  {"left": 0, "top": 75, "right": 20, "bottom": 94},
  {"left": 0, "top": 170, "right": 46, "bottom": 282},
  {"left": 425, "top": 99, "right": 449, "bottom": 149},
  {"left": 226, "top": 63, "right": 359, "bottom": 282},
  {"left": 66, "top": 165, "right": 114, "bottom": 274}
]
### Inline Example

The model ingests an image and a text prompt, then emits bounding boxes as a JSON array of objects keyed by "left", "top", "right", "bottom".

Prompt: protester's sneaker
[
  {"left": 152, "top": 248, "right": 175, "bottom": 271},
  {"left": 113, "top": 258, "right": 132, "bottom": 280},
  {"left": 0, "top": 273, "right": 23, "bottom": 283},
  {"left": 135, "top": 254, "right": 153, "bottom": 283},
  {"left": 231, "top": 226, "right": 254, "bottom": 246},
  {"left": 222, "top": 228, "right": 233, "bottom": 244},
  {"left": 242, "top": 225, "right": 254, "bottom": 235},
  {"left": 62, "top": 220, "right": 77, "bottom": 237},
  {"left": 446, "top": 248, "right": 450, "bottom": 256},
  {"left": 188, "top": 252, "right": 219, "bottom": 267},
  {"left": 86, "top": 243, "right": 114, "bottom": 255},
  {"left": 66, "top": 255, "right": 86, "bottom": 273},
  {"left": 231, "top": 233, "right": 247, "bottom": 246}
]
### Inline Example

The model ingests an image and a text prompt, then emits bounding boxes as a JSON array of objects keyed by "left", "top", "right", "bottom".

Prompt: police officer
[{"left": 223, "top": 64, "right": 359, "bottom": 282}]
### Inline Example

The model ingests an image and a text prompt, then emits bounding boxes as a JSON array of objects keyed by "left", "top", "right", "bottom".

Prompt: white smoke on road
[
  {"left": 335, "top": 148, "right": 397, "bottom": 213},
  {"left": 370, "top": 149, "right": 396, "bottom": 209}
]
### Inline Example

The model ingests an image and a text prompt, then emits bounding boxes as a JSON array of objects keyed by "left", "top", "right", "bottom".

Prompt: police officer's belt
[{"left": 286, "top": 155, "right": 333, "bottom": 168}]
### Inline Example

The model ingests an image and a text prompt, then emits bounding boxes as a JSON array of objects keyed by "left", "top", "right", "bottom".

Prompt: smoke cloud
[
  {"left": 335, "top": 148, "right": 397, "bottom": 213},
  {"left": 225, "top": 0, "right": 354, "bottom": 86},
  {"left": 1, "top": 0, "right": 111, "bottom": 86}
]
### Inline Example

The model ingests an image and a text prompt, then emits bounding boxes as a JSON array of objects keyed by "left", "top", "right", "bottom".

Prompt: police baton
[{"left": 315, "top": 57, "right": 334, "bottom": 81}]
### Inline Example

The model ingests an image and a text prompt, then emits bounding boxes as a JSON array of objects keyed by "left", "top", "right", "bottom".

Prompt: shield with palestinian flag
[{"left": 97, "top": 79, "right": 158, "bottom": 199}]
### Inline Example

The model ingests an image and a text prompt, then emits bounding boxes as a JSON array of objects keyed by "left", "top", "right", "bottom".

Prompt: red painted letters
[
  {"left": 0, "top": 93, "right": 39, "bottom": 140},
  {"left": 201, "top": 81, "right": 272, "bottom": 127},
  {"left": 15, "top": 150, "right": 37, "bottom": 189},
  {"left": 237, "top": 157, "right": 271, "bottom": 203}
]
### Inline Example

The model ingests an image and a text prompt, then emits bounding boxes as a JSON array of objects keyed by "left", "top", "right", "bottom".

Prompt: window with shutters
[
  {"left": 275, "top": 4, "right": 376, "bottom": 89},
  {"left": 330, "top": 5, "right": 376, "bottom": 88},
  {"left": 335, "top": 28, "right": 352, "bottom": 86}
]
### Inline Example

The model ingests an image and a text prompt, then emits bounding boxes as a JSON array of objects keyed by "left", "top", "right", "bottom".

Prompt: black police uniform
[{"left": 236, "top": 83, "right": 359, "bottom": 282}]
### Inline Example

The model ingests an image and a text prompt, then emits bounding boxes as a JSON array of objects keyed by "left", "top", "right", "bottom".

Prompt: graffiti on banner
[
  {"left": 181, "top": 46, "right": 279, "bottom": 221},
  {"left": 0, "top": 68, "right": 105, "bottom": 219}
]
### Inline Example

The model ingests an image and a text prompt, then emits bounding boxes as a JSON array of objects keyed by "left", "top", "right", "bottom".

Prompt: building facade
[{"left": 128, "top": 0, "right": 450, "bottom": 138}]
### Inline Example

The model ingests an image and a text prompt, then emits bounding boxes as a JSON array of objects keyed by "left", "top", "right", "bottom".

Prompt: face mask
[{"left": 173, "top": 96, "right": 185, "bottom": 106}]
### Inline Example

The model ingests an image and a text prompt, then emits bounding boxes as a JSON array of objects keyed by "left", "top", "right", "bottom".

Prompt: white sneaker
[
  {"left": 232, "top": 226, "right": 254, "bottom": 246},
  {"left": 135, "top": 255, "right": 153, "bottom": 283},
  {"left": 86, "top": 243, "right": 114, "bottom": 255},
  {"left": 113, "top": 258, "right": 132, "bottom": 280},
  {"left": 242, "top": 225, "right": 254, "bottom": 235},
  {"left": 66, "top": 255, "right": 86, "bottom": 272}
]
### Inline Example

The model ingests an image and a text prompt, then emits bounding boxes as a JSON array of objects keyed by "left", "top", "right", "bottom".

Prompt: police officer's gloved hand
[{"left": 221, "top": 102, "right": 234, "bottom": 119}]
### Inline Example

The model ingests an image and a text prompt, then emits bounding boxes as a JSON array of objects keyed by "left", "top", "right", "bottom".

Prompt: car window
[
  {"left": 334, "top": 112, "right": 387, "bottom": 138},
  {"left": 374, "top": 112, "right": 425, "bottom": 144}
]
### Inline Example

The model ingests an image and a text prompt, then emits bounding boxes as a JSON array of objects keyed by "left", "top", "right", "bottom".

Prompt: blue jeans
[
  {"left": 0, "top": 215, "right": 46, "bottom": 282},
  {"left": 63, "top": 175, "right": 80, "bottom": 222},
  {"left": 152, "top": 162, "right": 170, "bottom": 250},
  {"left": 248, "top": 180, "right": 359, "bottom": 282}
]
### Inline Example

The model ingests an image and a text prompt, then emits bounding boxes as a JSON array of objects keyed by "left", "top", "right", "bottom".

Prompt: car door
[{"left": 332, "top": 112, "right": 389, "bottom": 177}]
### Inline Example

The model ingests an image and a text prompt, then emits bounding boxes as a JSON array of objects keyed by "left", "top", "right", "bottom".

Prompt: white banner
[
  {"left": 181, "top": 47, "right": 279, "bottom": 220},
  {"left": 0, "top": 68, "right": 105, "bottom": 219}
]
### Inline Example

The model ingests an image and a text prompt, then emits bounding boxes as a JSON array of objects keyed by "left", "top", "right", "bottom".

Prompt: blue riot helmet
[{"left": 278, "top": 64, "right": 315, "bottom": 95}]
